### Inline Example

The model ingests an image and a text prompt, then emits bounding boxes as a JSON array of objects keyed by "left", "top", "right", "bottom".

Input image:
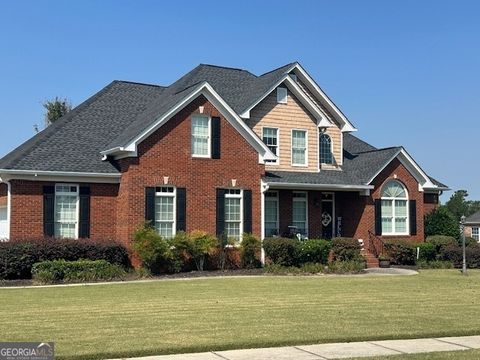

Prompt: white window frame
[
  {"left": 191, "top": 114, "right": 211, "bottom": 158},
  {"left": 381, "top": 180, "right": 409, "bottom": 236},
  {"left": 262, "top": 127, "right": 279, "bottom": 165},
  {"left": 472, "top": 227, "right": 479, "bottom": 241},
  {"left": 291, "top": 129, "right": 308, "bottom": 167},
  {"left": 319, "top": 132, "right": 334, "bottom": 165},
  {"left": 264, "top": 191, "right": 279, "bottom": 236},
  {"left": 54, "top": 183, "right": 80, "bottom": 239},
  {"left": 154, "top": 186, "right": 177, "bottom": 238},
  {"left": 225, "top": 189, "right": 243, "bottom": 241},
  {"left": 292, "top": 191, "right": 308, "bottom": 236},
  {"left": 277, "top": 87, "right": 288, "bottom": 104}
]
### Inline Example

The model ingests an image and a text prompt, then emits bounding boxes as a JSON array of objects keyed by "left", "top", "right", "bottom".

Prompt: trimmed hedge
[
  {"left": 417, "top": 242, "right": 436, "bottom": 262},
  {"left": 384, "top": 240, "right": 416, "bottom": 265},
  {"left": 331, "top": 237, "right": 361, "bottom": 261},
  {"left": 296, "top": 239, "right": 331, "bottom": 264},
  {"left": 32, "top": 259, "right": 126, "bottom": 284},
  {"left": 425, "top": 235, "right": 457, "bottom": 253},
  {"left": 263, "top": 237, "right": 298, "bottom": 266},
  {"left": 0, "top": 238, "right": 130, "bottom": 280},
  {"left": 440, "top": 244, "right": 480, "bottom": 268}
]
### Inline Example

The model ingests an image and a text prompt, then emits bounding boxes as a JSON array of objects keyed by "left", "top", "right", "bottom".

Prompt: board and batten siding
[{"left": 246, "top": 87, "right": 342, "bottom": 172}]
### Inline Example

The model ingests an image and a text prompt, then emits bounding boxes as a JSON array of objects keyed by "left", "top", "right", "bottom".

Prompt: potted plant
[{"left": 378, "top": 254, "right": 391, "bottom": 268}]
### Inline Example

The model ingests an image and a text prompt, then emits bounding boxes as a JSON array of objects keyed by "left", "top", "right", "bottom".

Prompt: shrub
[
  {"left": 32, "top": 259, "right": 126, "bottom": 284},
  {"left": 173, "top": 231, "right": 218, "bottom": 271},
  {"left": 417, "top": 242, "right": 437, "bottom": 262},
  {"left": 299, "top": 262, "right": 325, "bottom": 274},
  {"left": 384, "top": 240, "right": 416, "bottom": 265},
  {"left": 263, "top": 237, "right": 299, "bottom": 266},
  {"left": 331, "top": 237, "right": 361, "bottom": 261},
  {"left": 132, "top": 223, "right": 174, "bottom": 274},
  {"left": 325, "top": 260, "right": 365, "bottom": 274},
  {"left": 240, "top": 233, "right": 261, "bottom": 269},
  {"left": 424, "top": 207, "right": 460, "bottom": 239},
  {"left": 426, "top": 235, "right": 457, "bottom": 253},
  {"left": 440, "top": 244, "right": 480, "bottom": 268},
  {"left": 205, "top": 246, "right": 241, "bottom": 270},
  {"left": 296, "top": 239, "right": 331, "bottom": 265},
  {"left": 416, "top": 260, "right": 454, "bottom": 269},
  {"left": 0, "top": 238, "right": 130, "bottom": 280}
]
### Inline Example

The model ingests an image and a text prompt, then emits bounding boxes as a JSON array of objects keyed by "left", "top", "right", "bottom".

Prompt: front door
[{"left": 321, "top": 193, "right": 335, "bottom": 239}]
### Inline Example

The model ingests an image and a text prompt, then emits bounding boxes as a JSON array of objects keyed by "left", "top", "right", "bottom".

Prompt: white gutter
[
  {"left": 0, "top": 169, "right": 121, "bottom": 178},
  {"left": 266, "top": 182, "right": 374, "bottom": 191}
]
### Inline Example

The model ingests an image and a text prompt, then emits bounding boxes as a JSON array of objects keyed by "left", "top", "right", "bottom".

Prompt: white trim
[
  {"left": 319, "top": 132, "right": 334, "bottom": 166},
  {"left": 0, "top": 181, "right": 11, "bottom": 241},
  {"left": 101, "top": 82, "right": 276, "bottom": 163},
  {"left": 154, "top": 186, "right": 177, "bottom": 238},
  {"left": 292, "top": 191, "right": 308, "bottom": 236},
  {"left": 54, "top": 183, "right": 80, "bottom": 239},
  {"left": 260, "top": 180, "right": 266, "bottom": 265},
  {"left": 472, "top": 226, "right": 479, "bottom": 241},
  {"left": 262, "top": 126, "right": 280, "bottom": 165},
  {"left": 291, "top": 129, "right": 308, "bottom": 167},
  {"left": 240, "top": 75, "right": 333, "bottom": 128},
  {"left": 264, "top": 190, "right": 279, "bottom": 237},
  {"left": 191, "top": 114, "right": 211, "bottom": 158},
  {"left": 224, "top": 189, "right": 243, "bottom": 241},
  {"left": 365, "top": 148, "right": 436, "bottom": 191},
  {"left": 267, "top": 182, "right": 374, "bottom": 191},
  {"left": 0, "top": 169, "right": 121, "bottom": 184},
  {"left": 292, "top": 63, "right": 357, "bottom": 132}
]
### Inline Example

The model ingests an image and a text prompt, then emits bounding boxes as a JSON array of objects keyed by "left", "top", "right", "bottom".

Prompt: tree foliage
[
  {"left": 43, "top": 96, "right": 72, "bottom": 126},
  {"left": 424, "top": 206, "right": 460, "bottom": 239},
  {"left": 444, "top": 190, "right": 480, "bottom": 221}
]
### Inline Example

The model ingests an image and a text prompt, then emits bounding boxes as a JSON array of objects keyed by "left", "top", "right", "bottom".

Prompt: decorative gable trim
[
  {"left": 366, "top": 148, "right": 437, "bottom": 191},
  {"left": 101, "top": 82, "right": 276, "bottom": 163},
  {"left": 240, "top": 74, "right": 333, "bottom": 129}
]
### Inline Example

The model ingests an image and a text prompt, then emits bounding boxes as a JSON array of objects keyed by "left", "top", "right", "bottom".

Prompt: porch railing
[{"left": 366, "top": 230, "right": 385, "bottom": 257}]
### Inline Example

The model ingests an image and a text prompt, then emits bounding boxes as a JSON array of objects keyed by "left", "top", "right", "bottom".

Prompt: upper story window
[
  {"left": 262, "top": 127, "right": 279, "bottom": 164},
  {"left": 155, "top": 186, "right": 176, "bottom": 238},
  {"left": 225, "top": 189, "right": 243, "bottom": 241},
  {"left": 381, "top": 180, "right": 409, "bottom": 235},
  {"left": 292, "top": 130, "right": 307, "bottom": 166},
  {"left": 55, "top": 184, "right": 79, "bottom": 238},
  {"left": 191, "top": 115, "right": 211, "bottom": 157},
  {"left": 319, "top": 133, "right": 333, "bottom": 165},
  {"left": 277, "top": 87, "right": 288, "bottom": 104}
]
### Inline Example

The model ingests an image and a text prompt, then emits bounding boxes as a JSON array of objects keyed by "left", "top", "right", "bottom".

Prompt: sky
[{"left": 0, "top": 0, "right": 478, "bottom": 202}]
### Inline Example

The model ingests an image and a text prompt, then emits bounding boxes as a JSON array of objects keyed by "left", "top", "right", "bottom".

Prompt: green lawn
[
  {"left": 350, "top": 349, "right": 480, "bottom": 359},
  {"left": 1, "top": 270, "right": 480, "bottom": 360}
]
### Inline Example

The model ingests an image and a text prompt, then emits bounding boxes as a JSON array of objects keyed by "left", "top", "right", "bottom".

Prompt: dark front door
[{"left": 321, "top": 195, "right": 334, "bottom": 239}]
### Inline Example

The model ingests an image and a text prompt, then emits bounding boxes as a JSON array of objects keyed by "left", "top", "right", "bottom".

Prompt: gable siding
[{"left": 246, "top": 88, "right": 342, "bottom": 172}]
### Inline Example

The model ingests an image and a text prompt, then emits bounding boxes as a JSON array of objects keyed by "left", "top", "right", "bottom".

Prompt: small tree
[
  {"left": 424, "top": 206, "right": 460, "bottom": 239},
  {"left": 173, "top": 231, "right": 217, "bottom": 271},
  {"left": 43, "top": 97, "right": 72, "bottom": 126}
]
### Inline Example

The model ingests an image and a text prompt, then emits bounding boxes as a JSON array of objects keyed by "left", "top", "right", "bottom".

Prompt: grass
[
  {"left": 1, "top": 270, "right": 480, "bottom": 360},
  {"left": 350, "top": 349, "right": 480, "bottom": 359}
]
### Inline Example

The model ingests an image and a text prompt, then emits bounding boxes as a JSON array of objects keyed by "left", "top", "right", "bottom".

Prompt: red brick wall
[
  {"left": 424, "top": 193, "right": 439, "bottom": 215},
  {"left": 115, "top": 95, "right": 265, "bottom": 246},
  {"left": 8, "top": 180, "right": 118, "bottom": 240}
]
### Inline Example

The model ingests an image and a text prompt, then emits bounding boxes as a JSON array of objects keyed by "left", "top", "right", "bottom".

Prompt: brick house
[
  {"left": 0, "top": 62, "right": 448, "bottom": 263},
  {"left": 465, "top": 212, "right": 480, "bottom": 241}
]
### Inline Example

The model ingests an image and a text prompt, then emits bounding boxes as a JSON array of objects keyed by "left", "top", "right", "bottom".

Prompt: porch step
[{"left": 362, "top": 251, "right": 379, "bottom": 268}]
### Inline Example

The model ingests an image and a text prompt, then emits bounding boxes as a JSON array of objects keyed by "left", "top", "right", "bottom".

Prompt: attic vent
[{"left": 277, "top": 87, "right": 287, "bottom": 104}]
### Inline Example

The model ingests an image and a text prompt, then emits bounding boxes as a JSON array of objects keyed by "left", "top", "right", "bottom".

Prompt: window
[
  {"left": 381, "top": 180, "right": 409, "bottom": 235},
  {"left": 225, "top": 189, "right": 243, "bottom": 241},
  {"left": 277, "top": 87, "right": 287, "bottom": 104},
  {"left": 292, "top": 130, "right": 307, "bottom": 166},
  {"left": 264, "top": 191, "right": 279, "bottom": 236},
  {"left": 319, "top": 133, "right": 333, "bottom": 164},
  {"left": 472, "top": 227, "right": 479, "bottom": 241},
  {"left": 262, "top": 127, "right": 279, "bottom": 164},
  {"left": 292, "top": 192, "right": 308, "bottom": 235},
  {"left": 191, "top": 115, "right": 210, "bottom": 157},
  {"left": 54, "top": 184, "right": 79, "bottom": 238},
  {"left": 155, "top": 187, "right": 176, "bottom": 238}
]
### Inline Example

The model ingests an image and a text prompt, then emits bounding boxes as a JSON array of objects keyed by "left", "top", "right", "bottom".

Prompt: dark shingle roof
[
  {"left": 265, "top": 134, "right": 400, "bottom": 186},
  {"left": 465, "top": 211, "right": 480, "bottom": 225},
  {"left": 0, "top": 81, "right": 165, "bottom": 173}
]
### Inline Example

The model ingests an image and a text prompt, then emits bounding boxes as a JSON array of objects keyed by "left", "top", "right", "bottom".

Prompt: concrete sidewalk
[{"left": 109, "top": 335, "right": 480, "bottom": 360}]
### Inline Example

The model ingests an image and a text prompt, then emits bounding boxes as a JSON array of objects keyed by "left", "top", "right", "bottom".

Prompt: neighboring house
[
  {"left": 0, "top": 62, "right": 448, "bottom": 263},
  {"left": 465, "top": 212, "right": 480, "bottom": 241}
]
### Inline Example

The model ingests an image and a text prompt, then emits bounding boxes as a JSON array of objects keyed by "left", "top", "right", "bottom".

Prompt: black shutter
[
  {"left": 211, "top": 117, "right": 221, "bottom": 159},
  {"left": 79, "top": 186, "right": 91, "bottom": 238},
  {"left": 176, "top": 188, "right": 186, "bottom": 232},
  {"left": 145, "top": 187, "right": 156, "bottom": 227},
  {"left": 409, "top": 200, "right": 417, "bottom": 236},
  {"left": 43, "top": 186, "right": 55, "bottom": 237},
  {"left": 243, "top": 189, "right": 252, "bottom": 234},
  {"left": 216, "top": 188, "right": 226, "bottom": 237},
  {"left": 374, "top": 199, "right": 382, "bottom": 236}
]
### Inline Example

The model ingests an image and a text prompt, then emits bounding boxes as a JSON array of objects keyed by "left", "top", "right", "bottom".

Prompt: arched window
[
  {"left": 381, "top": 180, "right": 409, "bottom": 235},
  {"left": 319, "top": 133, "right": 333, "bottom": 164}
]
